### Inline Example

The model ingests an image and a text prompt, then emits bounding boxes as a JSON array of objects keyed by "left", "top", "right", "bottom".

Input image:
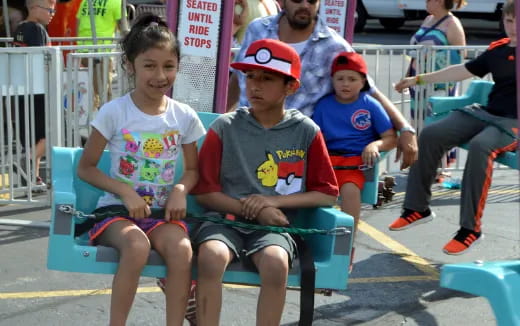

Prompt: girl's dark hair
[{"left": 120, "top": 13, "right": 180, "bottom": 66}]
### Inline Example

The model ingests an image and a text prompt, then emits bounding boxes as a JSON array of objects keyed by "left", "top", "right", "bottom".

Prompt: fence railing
[{"left": 0, "top": 43, "right": 500, "bottom": 205}]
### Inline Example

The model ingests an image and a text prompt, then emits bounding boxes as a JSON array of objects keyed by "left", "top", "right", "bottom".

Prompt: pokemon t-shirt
[
  {"left": 192, "top": 108, "right": 338, "bottom": 220},
  {"left": 91, "top": 93, "right": 205, "bottom": 208}
]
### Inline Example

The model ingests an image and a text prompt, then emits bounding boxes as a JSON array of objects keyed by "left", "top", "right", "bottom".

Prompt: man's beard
[{"left": 285, "top": 10, "right": 316, "bottom": 30}]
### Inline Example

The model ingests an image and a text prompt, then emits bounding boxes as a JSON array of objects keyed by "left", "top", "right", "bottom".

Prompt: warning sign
[
  {"left": 319, "top": 0, "right": 347, "bottom": 36},
  {"left": 178, "top": 0, "right": 220, "bottom": 58}
]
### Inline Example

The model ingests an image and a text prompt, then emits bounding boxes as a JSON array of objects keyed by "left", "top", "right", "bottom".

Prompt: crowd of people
[{"left": 1, "top": 0, "right": 518, "bottom": 325}]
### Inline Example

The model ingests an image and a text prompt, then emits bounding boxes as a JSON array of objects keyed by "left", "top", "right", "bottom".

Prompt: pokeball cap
[{"left": 231, "top": 39, "right": 301, "bottom": 87}]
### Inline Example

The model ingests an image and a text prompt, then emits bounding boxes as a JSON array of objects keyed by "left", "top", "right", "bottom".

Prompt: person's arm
[
  {"left": 394, "top": 63, "right": 474, "bottom": 93},
  {"left": 370, "top": 89, "right": 418, "bottom": 169},
  {"left": 77, "top": 128, "right": 151, "bottom": 218},
  {"left": 446, "top": 18, "right": 466, "bottom": 47},
  {"left": 447, "top": 16, "right": 466, "bottom": 58},
  {"left": 164, "top": 141, "right": 199, "bottom": 221}
]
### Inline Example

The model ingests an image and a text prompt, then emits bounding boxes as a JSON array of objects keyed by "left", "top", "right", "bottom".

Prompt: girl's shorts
[
  {"left": 88, "top": 215, "right": 187, "bottom": 244},
  {"left": 330, "top": 155, "right": 365, "bottom": 190}
]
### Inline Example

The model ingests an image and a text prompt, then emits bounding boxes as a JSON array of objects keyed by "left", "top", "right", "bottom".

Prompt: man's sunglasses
[
  {"left": 36, "top": 5, "right": 56, "bottom": 14},
  {"left": 290, "top": 0, "right": 319, "bottom": 4}
]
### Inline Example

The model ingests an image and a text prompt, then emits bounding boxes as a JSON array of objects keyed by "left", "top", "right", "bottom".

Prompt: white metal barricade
[{"left": 0, "top": 43, "right": 507, "bottom": 206}]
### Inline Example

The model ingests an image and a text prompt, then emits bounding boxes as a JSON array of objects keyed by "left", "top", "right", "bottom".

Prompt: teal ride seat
[
  {"left": 427, "top": 79, "right": 518, "bottom": 170},
  {"left": 47, "top": 111, "right": 372, "bottom": 291},
  {"left": 440, "top": 260, "right": 520, "bottom": 326}
]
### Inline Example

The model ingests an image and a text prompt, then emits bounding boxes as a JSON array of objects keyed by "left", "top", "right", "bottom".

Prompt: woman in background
[{"left": 407, "top": 0, "right": 467, "bottom": 171}]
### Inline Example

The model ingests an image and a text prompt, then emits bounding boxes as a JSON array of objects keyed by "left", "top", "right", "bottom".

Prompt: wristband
[{"left": 415, "top": 74, "right": 425, "bottom": 86}]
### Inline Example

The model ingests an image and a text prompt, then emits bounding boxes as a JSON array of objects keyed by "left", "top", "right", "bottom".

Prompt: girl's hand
[
  {"left": 121, "top": 188, "right": 151, "bottom": 219},
  {"left": 240, "top": 194, "right": 278, "bottom": 220},
  {"left": 362, "top": 143, "right": 380, "bottom": 167},
  {"left": 256, "top": 207, "right": 289, "bottom": 226},
  {"left": 164, "top": 186, "right": 187, "bottom": 221},
  {"left": 394, "top": 77, "right": 416, "bottom": 93}
]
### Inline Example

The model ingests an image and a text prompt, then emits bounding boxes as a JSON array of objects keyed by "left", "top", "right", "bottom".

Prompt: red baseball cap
[
  {"left": 231, "top": 39, "right": 301, "bottom": 87},
  {"left": 331, "top": 51, "right": 368, "bottom": 76}
]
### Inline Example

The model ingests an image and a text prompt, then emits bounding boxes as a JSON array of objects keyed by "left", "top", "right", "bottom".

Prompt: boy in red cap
[
  {"left": 312, "top": 52, "right": 397, "bottom": 271},
  {"left": 191, "top": 38, "right": 339, "bottom": 325}
]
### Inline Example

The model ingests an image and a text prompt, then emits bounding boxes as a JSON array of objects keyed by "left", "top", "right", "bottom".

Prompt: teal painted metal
[
  {"left": 47, "top": 111, "right": 365, "bottom": 290},
  {"left": 440, "top": 261, "right": 520, "bottom": 326},
  {"left": 427, "top": 80, "right": 518, "bottom": 170}
]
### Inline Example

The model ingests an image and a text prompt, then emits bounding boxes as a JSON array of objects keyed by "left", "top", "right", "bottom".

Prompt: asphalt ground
[{"left": 0, "top": 167, "right": 518, "bottom": 326}]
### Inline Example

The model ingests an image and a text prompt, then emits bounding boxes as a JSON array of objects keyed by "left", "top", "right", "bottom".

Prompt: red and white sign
[
  {"left": 319, "top": 0, "right": 347, "bottom": 36},
  {"left": 178, "top": 0, "right": 220, "bottom": 58}
]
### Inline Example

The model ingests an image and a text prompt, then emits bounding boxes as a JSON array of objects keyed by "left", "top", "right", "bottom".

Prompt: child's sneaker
[
  {"left": 388, "top": 208, "right": 435, "bottom": 231},
  {"left": 156, "top": 278, "right": 197, "bottom": 326},
  {"left": 443, "top": 228, "right": 482, "bottom": 255},
  {"left": 32, "top": 176, "right": 47, "bottom": 193}
]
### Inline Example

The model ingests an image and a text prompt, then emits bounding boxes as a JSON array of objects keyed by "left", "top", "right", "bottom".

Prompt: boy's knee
[
  {"left": 197, "top": 240, "right": 232, "bottom": 277},
  {"left": 256, "top": 247, "right": 289, "bottom": 285}
]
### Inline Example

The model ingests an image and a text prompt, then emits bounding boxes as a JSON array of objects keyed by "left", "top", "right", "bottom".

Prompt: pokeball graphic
[{"left": 255, "top": 48, "right": 272, "bottom": 64}]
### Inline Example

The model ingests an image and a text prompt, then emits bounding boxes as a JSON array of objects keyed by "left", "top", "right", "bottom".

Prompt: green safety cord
[{"left": 58, "top": 205, "right": 349, "bottom": 236}]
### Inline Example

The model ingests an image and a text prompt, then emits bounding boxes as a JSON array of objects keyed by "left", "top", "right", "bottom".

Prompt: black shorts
[{"left": 192, "top": 221, "right": 297, "bottom": 268}]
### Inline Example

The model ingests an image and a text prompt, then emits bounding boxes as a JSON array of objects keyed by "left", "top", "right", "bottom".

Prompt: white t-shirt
[{"left": 91, "top": 93, "right": 206, "bottom": 208}]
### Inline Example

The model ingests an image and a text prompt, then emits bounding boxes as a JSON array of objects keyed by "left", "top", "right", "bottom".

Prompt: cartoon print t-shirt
[{"left": 91, "top": 93, "right": 206, "bottom": 209}]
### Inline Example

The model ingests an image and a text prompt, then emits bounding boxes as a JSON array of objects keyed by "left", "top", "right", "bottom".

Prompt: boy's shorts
[
  {"left": 192, "top": 221, "right": 297, "bottom": 269},
  {"left": 330, "top": 155, "right": 365, "bottom": 190},
  {"left": 88, "top": 212, "right": 187, "bottom": 244}
]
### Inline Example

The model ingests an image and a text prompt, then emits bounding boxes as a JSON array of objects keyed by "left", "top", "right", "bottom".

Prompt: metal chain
[{"left": 58, "top": 205, "right": 349, "bottom": 236}]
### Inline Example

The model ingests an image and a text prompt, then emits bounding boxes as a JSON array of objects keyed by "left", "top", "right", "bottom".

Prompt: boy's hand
[
  {"left": 256, "top": 207, "right": 289, "bottom": 226},
  {"left": 164, "top": 187, "right": 187, "bottom": 221},
  {"left": 121, "top": 187, "right": 151, "bottom": 219},
  {"left": 362, "top": 143, "right": 380, "bottom": 167},
  {"left": 240, "top": 195, "right": 278, "bottom": 220}
]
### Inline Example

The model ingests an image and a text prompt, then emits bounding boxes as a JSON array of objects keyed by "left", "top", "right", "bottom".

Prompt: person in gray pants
[{"left": 389, "top": 0, "right": 517, "bottom": 255}]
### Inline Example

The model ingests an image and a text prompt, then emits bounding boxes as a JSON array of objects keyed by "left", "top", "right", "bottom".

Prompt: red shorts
[{"left": 330, "top": 155, "right": 365, "bottom": 190}]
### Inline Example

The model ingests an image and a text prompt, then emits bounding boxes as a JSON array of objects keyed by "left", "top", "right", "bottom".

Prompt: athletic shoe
[
  {"left": 32, "top": 176, "right": 47, "bottom": 193},
  {"left": 388, "top": 208, "right": 435, "bottom": 231},
  {"left": 156, "top": 278, "right": 197, "bottom": 326},
  {"left": 443, "top": 228, "right": 482, "bottom": 255}
]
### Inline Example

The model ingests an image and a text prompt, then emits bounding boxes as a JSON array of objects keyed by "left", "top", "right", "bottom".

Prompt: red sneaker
[
  {"left": 443, "top": 228, "right": 482, "bottom": 255},
  {"left": 388, "top": 208, "right": 435, "bottom": 231}
]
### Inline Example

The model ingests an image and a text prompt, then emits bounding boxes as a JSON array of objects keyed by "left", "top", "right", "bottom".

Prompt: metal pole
[
  {"left": 120, "top": 0, "right": 129, "bottom": 35},
  {"left": 87, "top": 0, "right": 97, "bottom": 45},
  {"left": 2, "top": 0, "right": 11, "bottom": 38},
  {"left": 345, "top": 0, "right": 357, "bottom": 44},
  {"left": 516, "top": 0, "right": 520, "bottom": 172}
]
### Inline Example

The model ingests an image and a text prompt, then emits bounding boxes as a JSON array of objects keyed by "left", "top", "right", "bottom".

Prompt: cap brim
[{"left": 231, "top": 62, "right": 300, "bottom": 88}]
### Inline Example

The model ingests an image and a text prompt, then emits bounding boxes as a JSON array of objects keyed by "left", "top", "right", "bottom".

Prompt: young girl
[
  {"left": 312, "top": 51, "right": 397, "bottom": 272},
  {"left": 77, "top": 14, "right": 205, "bottom": 326}
]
